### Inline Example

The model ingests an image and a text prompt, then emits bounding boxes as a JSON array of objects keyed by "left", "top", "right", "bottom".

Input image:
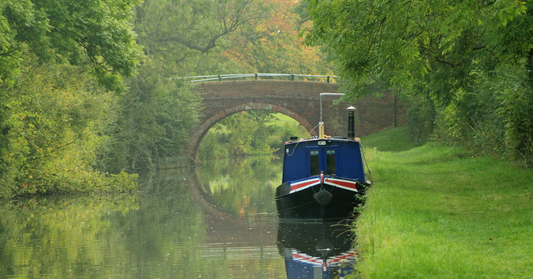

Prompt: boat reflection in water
[{"left": 277, "top": 221, "right": 356, "bottom": 279}]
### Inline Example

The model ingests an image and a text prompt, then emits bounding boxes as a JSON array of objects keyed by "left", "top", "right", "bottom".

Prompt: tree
[
  {"left": 0, "top": 59, "right": 136, "bottom": 198},
  {"left": 306, "top": 0, "right": 527, "bottom": 95},
  {"left": 197, "top": 110, "right": 308, "bottom": 160},
  {"left": 221, "top": 0, "right": 333, "bottom": 75},
  {"left": 102, "top": 63, "right": 202, "bottom": 172},
  {"left": 0, "top": 0, "right": 144, "bottom": 91},
  {"left": 134, "top": 0, "right": 268, "bottom": 76},
  {"left": 305, "top": 0, "right": 533, "bottom": 162},
  {"left": 0, "top": 0, "right": 144, "bottom": 197},
  {"left": 114, "top": 0, "right": 332, "bottom": 170},
  {"left": 133, "top": 0, "right": 333, "bottom": 76}
]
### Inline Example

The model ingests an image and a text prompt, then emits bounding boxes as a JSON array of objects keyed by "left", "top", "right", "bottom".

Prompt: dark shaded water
[{"left": 0, "top": 156, "right": 355, "bottom": 278}]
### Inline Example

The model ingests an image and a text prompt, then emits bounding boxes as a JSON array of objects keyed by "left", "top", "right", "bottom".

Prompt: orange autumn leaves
[{"left": 221, "top": 0, "right": 332, "bottom": 75}]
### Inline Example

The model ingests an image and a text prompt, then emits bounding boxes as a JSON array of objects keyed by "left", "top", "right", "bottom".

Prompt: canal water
[{"left": 0, "top": 156, "right": 356, "bottom": 278}]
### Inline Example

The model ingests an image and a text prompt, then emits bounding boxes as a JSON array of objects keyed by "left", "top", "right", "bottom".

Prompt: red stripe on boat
[
  {"left": 290, "top": 178, "right": 320, "bottom": 193},
  {"left": 327, "top": 251, "right": 356, "bottom": 264},
  {"left": 292, "top": 249, "right": 356, "bottom": 266},
  {"left": 325, "top": 178, "right": 358, "bottom": 192},
  {"left": 292, "top": 250, "right": 322, "bottom": 264}
]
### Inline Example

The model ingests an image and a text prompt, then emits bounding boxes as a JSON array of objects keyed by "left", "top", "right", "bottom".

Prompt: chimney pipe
[{"left": 347, "top": 106, "right": 356, "bottom": 139}]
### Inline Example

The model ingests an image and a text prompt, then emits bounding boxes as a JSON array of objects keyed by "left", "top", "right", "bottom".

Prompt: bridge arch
[
  {"left": 190, "top": 102, "right": 316, "bottom": 158},
  {"left": 190, "top": 80, "right": 405, "bottom": 161}
]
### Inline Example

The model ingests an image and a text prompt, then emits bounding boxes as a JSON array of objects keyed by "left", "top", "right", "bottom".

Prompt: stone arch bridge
[{"left": 190, "top": 79, "right": 405, "bottom": 159}]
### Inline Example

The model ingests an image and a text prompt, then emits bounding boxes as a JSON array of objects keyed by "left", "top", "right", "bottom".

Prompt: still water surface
[{"left": 0, "top": 156, "right": 355, "bottom": 278}]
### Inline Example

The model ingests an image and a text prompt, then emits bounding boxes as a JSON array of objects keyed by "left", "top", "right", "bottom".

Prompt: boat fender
[{"left": 314, "top": 189, "right": 332, "bottom": 205}]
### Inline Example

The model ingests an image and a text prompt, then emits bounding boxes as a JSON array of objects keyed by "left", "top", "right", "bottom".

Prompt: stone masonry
[{"left": 190, "top": 80, "right": 405, "bottom": 158}]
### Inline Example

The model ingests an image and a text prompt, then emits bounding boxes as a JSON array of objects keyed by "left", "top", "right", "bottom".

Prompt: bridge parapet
[{"left": 180, "top": 73, "right": 337, "bottom": 83}]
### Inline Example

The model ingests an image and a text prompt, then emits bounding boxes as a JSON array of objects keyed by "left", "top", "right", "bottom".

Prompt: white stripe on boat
[
  {"left": 289, "top": 178, "right": 321, "bottom": 193},
  {"left": 324, "top": 178, "right": 358, "bottom": 192},
  {"left": 289, "top": 177, "right": 359, "bottom": 193}
]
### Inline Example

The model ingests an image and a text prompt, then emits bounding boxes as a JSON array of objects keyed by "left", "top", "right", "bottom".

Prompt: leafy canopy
[
  {"left": 304, "top": 0, "right": 530, "bottom": 100},
  {"left": 0, "top": 0, "right": 144, "bottom": 91}
]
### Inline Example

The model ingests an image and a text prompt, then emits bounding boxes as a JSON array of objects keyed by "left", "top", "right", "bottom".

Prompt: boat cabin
[{"left": 282, "top": 138, "right": 366, "bottom": 184}]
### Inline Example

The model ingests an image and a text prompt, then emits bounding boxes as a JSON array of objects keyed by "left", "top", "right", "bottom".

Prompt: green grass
[
  {"left": 360, "top": 126, "right": 418, "bottom": 152},
  {"left": 354, "top": 128, "right": 533, "bottom": 278},
  {"left": 271, "top": 113, "right": 299, "bottom": 125}
]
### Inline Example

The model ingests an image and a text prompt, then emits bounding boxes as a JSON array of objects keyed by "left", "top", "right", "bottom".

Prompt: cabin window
[
  {"left": 310, "top": 150, "right": 320, "bottom": 176},
  {"left": 326, "top": 150, "right": 336, "bottom": 175}
]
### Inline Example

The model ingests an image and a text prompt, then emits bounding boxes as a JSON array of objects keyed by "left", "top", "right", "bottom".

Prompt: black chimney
[{"left": 347, "top": 106, "right": 356, "bottom": 139}]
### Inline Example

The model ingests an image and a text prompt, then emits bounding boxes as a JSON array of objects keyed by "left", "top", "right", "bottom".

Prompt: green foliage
[
  {"left": 0, "top": 0, "right": 144, "bottom": 91},
  {"left": 0, "top": 0, "right": 145, "bottom": 198},
  {"left": 305, "top": 0, "right": 527, "bottom": 95},
  {"left": 134, "top": 0, "right": 265, "bottom": 76},
  {"left": 222, "top": 0, "right": 334, "bottom": 75},
  {"left": 134, "top": 0, "right": 333, "bottom": 76},
  {"left": 402, "top": 89, "right": 436, "bottom": 145},
  {"left": 197, "top": 111, "right": 307, "bottom": 161},
  {"left": 428, "top": 60, "right": 532, "bottom": 162},
  {"left": 0, "top": 59, "right": 136, "bottom": 198},
  {"left": 496, "top": 65, "right": 533, "bottom": 163},
  {"left": 305, "top": 0, "right": 533, "bottom": 164},
  {"left": 0, "top": 0, "right": 336, "bottom": 198},
  {"left": 360, "top": 127, "right": 418, "bottom": 152},
  {"left": 101, "top": 61, "right": 202, "bottom": 172},
  {"left": 198, "top": 111, "right": 273, "bottom": 160},
  {"left": 0, "top": 0, "right": 146, "bottom": 198}
]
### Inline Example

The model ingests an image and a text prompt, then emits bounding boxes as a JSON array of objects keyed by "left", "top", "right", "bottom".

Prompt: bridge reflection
[
  {"left": 186, "top": 156, "right": 280, "bottom": 248},
  {"left": 187, "top": 156, "right": 357, "bottom": 277}
]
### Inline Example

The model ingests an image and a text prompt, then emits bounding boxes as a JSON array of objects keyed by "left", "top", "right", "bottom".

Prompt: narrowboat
[{"left": 275, "top": 93, "right": 371, "bottom": 221}]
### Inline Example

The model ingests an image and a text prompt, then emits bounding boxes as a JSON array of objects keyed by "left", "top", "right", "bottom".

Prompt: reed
[{"left": 354, "top": 128, "right": 533, "bottom": 278}]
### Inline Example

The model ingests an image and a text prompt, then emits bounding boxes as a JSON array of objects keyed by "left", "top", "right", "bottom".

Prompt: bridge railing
[{"left": 177, "top": 73, "right": 337, "bottom": 83}]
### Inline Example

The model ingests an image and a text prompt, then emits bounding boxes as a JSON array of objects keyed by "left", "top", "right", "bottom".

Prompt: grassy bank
[{"left": 355, "top": 128, "right": 533, "bottom": 278}]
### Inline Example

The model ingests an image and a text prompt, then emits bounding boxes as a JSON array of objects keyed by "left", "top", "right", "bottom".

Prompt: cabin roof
[{"left": 284, "top": 137, "right": 360, "bottom": 146}]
